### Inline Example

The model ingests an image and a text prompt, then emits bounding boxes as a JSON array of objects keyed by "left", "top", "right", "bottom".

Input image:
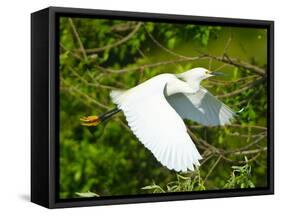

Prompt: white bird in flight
[{"left": 80, "top": 67, "right": 236, "bottom": 172}]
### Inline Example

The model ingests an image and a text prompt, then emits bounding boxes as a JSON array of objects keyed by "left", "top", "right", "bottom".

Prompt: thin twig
[
  {"left": 217, "top": 78, "right": 264, "bottom": 98},
  {"left": 60, "top": 43, "right": 83, "bottom": 60},
  {"left": 69, "top": 67, "right": 119, "bottom": 90},
  {"left": 204, "top": 155, "right": 222, "bottom": 182},
  {"left": 189, "top": 124, "right": 267, "bottom": 131},
  {"left": 232, "top": 147, "right": 267, "bottom": 156},
  {"left": 223, "top": 30, "right": 232, "bottom": 55},
  {"left": 144, "top": 25, "right": 192, "bottom": 60},
  {"left": 207, "top": 75, "right": 259, "bottom": 86},
  {"left": 144, "top": 24, "right": 265, "bottom": 76},
  {"left": 200, "top": 154, "right": 214, "bottom": 166},
  {"left": 95, "top": 57, "right": 204, "bottom": 74},
  {"left": 220, "top": 153, "right": 262, "bottom": 164},
  {"left": 61, "top": 78, "right": 109, "bottom": 110},
  {"left": 205, "top": 54, "right": 266, "bottom": 76},
  {"left": 110, "top": 22, "right": 137, "bottom": 32},
  {"left": 213, "top": 63, "right": 227, "bottom": 72},
  {"left": 225, "top": 131, "right": 267, "bottom": 138},
  {"left": 224, "top": 133, "right": 266, "bottom": 154},
  {"left": 84, "top": 22, "right": 142, "bottom": 53},
  {"left": 95, "top": 53, "right": 264, "bottom": 78},
  {"left": 116, "top": 118, "right": 131, "bottom": 132},
  {"left": 68, "top": 18, "right": 88, "bottom": 61},
  {"left": 208, "top": 58, "right": 213, "bottom": 71}
]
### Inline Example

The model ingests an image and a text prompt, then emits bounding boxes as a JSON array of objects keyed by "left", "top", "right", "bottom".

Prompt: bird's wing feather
[
  {"left": 166, "top": 87, "right": 235, "bottom": 126},
  {"left": 110, "top": 79, "right": 202, "bottom": 172}
]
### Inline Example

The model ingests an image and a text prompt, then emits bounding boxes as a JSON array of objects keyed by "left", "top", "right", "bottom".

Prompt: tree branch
[
  {"left": 61, "top": 78, "right": 109, "bottom": 110},
  {"left": 205, "top": 54, "right": 266, "bottom": 76},
  {"left": 204, "top": 155, "right": 222, "bottom": 182},
  {"left": 217, "top": 78, "right": 264, "bottom": 99},
  {"left": 232, "top": 147, "right": 267, "bottom": 156},
  {"left": 144, "top": 25, "right": 193, "bottom": 60},
  {"left": 68, "top": 67, "right": 119, "bottom": 91},
  {"left": 189, "top": 124, "right": 267, "bottom": 131},
  {"left": 143, "top": 25, "right": 266, "bottom": 76},
  {"left": 68, "top": 18, "right": 88, "bottom": 61},
  {"left": 95, "top": 57, "right": 204, "bottom": 74},
  {"left": 83, "top": 22, "right": 142, "bottom": 53}
]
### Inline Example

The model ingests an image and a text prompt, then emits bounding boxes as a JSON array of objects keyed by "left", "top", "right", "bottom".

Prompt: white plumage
[
  {"left": 167, "top": 87, "right": 235, "bottom": 126},
  {"left": 110, "top": 68, "right": 235, "bottom": 172}
]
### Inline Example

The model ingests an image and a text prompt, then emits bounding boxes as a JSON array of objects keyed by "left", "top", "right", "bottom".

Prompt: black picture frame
[{"left": 31, "top": 6, "right": 274, "bottom": 209}]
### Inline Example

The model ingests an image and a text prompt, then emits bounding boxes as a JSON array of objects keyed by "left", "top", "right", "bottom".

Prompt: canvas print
[{"left": 59, "top": 16, "right": 268, "bottom": 199}]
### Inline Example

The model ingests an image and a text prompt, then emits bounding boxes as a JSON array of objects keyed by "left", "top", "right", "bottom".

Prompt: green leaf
[
  {"left": 167, "top": 38, "right": 176, "bottom": 49},
  {"left": 76, "top": 191, "right": 100, "bottom": 198},
  {"left": 141, "top": 185, "right": 158, "bottom": 190},
  {"left": 218, "top": 134, "right": 224, "bottom": 144},
  {"left": 146, "top": 23, "right": 154, "bottom": 32},
  {"left": 233, "top": 67, "right": 238, "bottom": 79},
  {"left": 248, "top": 109, "right": 256, "bottom": 119}
]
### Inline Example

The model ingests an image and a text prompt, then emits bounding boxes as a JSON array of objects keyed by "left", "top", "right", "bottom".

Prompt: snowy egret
[{"left": 80, "top": 67, "right": 236, "bottom": 172}]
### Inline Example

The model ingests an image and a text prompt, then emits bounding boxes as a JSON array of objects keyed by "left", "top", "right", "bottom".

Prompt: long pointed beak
[{"left": 210, "top": 71, "right": 225, "bottom": 76}]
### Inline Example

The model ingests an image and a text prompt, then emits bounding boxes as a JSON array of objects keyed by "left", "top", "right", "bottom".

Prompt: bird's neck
[
  {"left": 186, "top": 79, "right": 201, "bottom": 92},
  {"left": 165, "top": 78, "right": 200, "bottom": 96}
]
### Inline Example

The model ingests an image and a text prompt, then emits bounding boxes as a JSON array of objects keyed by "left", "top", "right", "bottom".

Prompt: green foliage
[
  {"left": 224, "top": 158, "right": 255, "bottom": 189},
  {"left": 153, "top": 23, "right": 221, "bottom": 48},
  {"left": 143, "top": 160, "right": 255, "bottom": 194},
  {"left": 59, "top": 17, "right": 268, "bottom": 199},
  {"left": 142, "top": 171, "right": 205, "bottom": 193}
]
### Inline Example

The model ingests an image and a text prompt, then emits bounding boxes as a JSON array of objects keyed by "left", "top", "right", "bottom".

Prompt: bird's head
[{"left": 177, "top": 67, "right": 223, "bottom": 84}]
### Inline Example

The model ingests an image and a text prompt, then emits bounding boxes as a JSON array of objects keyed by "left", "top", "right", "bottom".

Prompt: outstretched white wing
[
  {"left": 167, "top": 87, "right": 235, "bottom": 126},
  {"left": 110, "top": 77, "right": 202, "bottom": 172}
]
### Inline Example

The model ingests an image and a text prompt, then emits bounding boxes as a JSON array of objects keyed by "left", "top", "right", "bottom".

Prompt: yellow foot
[{"left": 80, "top": 115, "right": 101, "bottom": 127}]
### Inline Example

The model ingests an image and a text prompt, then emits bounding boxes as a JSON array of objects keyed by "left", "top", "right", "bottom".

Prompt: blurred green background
[{"left": 59, "top": 17, "right": 268, "bottom": 199}]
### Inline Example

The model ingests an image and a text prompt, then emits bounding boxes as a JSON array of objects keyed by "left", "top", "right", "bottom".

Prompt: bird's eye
[{"left": 205, "top": 70, "right": 210, "bottom": 74}]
